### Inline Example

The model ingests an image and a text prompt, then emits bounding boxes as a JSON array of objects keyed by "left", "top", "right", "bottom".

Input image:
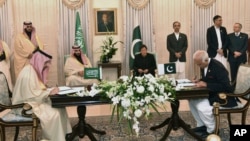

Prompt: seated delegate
[
  {"left": 64, "top": 45, "right": 98, "bottom": 86},
  {"left": 133, "top": 44, "right": 157, "bottom": 76},
  {"left": 12, "top": 49, "right": 72, "bottom": 141}
]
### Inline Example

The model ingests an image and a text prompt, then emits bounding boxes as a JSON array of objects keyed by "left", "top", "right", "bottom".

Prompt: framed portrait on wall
[{"left": 95, "top": 8, "right": 117, "bottom": 35}]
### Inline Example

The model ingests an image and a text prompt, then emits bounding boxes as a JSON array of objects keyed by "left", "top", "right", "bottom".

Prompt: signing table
[
  {"left": 150, "top": 87, "right": 209, "bottom": 141},
  {"left": 50, "top": 94, "right": 109, "bottom": 141},
  {"left": 50, "top": 87, "right": 209, "bottom": 141}
]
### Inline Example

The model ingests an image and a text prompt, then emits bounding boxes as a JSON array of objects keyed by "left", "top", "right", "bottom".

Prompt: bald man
[{"left": 189, "top": 50, "right": 238, "bottom": 139}]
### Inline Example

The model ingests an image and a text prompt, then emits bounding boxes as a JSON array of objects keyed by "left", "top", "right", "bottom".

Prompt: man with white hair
[
  {"left": 190, "top": 50, "right": 238, "bottom": 139},
  {"left": 13, "top": 21, "right": 44, "bottom": 81}
]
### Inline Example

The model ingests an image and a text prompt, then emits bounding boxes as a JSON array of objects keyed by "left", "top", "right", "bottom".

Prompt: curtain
[
  {"left": 190, "top": 1, "right": 216, "bottom": 77},
  {"left": 58, "top": 0, "right": 91, "bottom": 85},
  {"left": 0, "top": 0, "right": 13, "bottom": 47},
  {"left": 0, "top": 0, "right": 14, "bottom": 84},
  {"left": 122, "top": 0, "right": 154, "bottom": 75}
]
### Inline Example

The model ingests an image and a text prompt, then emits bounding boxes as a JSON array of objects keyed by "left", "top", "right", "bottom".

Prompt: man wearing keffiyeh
[
  {"left": 12, "top": 49, "right": 72, "bottom": 141},
  {"left": 64, "top": 45, "right": 98, "bottom": 86},
  {"left": 13, "top": 21, "right": 44, "bottom": 82}
]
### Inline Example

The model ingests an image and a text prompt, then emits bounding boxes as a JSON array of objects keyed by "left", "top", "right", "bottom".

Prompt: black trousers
[{"left": 229, "top": 60, "right": 243, "bottom": 83}]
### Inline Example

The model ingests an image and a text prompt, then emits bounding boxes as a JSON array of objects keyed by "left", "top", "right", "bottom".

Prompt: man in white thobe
[
  {"left": 64, "top": 45, "right": 98, "bottom": 86},
  {"left": 12, "top": 49, "right": 72, "bottom": 141},
  {"left": 14, "top": 21, "right": 44, "bottom": 81}
]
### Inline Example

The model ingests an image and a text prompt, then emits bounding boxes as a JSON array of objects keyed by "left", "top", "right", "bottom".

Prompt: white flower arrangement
[{"left": 79, "top": 74, "right": 176, "bottom": 136}]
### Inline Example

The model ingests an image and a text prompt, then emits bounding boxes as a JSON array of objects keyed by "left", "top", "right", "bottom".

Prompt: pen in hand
[{"left": 192, "top": 75, "right": 198, "bottom": 83}]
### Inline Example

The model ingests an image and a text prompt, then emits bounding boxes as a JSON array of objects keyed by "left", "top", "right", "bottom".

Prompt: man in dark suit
[
  {"left": 98, "top": 13, "right": 114, "bottom": 32},
  {"left": 189, "top": 50, "right": 238, "bottom": 139},
  {"left": 206, "top": 15, "right": 228, "bottom": 69},
  {"left": 133, "top": 44, "right": 157, "bottom": 77},
  {"left": 228, "top": 23, "right": 248, "bottom": 83},
  {"left": 167, "top": 21, "right": 188, "bottom": 79}
]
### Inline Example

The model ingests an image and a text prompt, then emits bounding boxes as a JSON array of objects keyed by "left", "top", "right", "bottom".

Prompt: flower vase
[{"left": 101, "top": 55, "right": 109, "bottom": 63}]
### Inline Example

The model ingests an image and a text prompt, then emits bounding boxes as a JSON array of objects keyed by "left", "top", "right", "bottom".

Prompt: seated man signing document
[
  {"left": 133, "top": 44, "right": 157, "bottom": 77},
  {"left": 64, "top": 45, "right": 98, "bottom": 86},
  {"left": 189, "top": 50, "right": 238, "bottom": 139},
  {"left": 12, "top": 49, "right": 72, "bottom": 141}
]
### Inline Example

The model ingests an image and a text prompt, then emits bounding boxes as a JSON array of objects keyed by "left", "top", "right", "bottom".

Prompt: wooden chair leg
[
  {"left": 0, "top": 126, "right": 5, "bottom": 141},
  {"left": 242, "top": 111, "right": 247, "bottom": 125},
  {"left": 32, "top": 115, "right": 38, "bottom": 141},
  {"left": 213, "top": 103, "right": 220, "bottom": 135},
  {"left": 227, "top": 113, "right": 232, "bottom": 125},
  {"left": 14, "top": 126, "right": 19, "bottom": 141}
]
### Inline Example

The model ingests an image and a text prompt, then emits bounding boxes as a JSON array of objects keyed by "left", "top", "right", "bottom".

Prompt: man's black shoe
[{"left": 191, "top": 126, "right": 207, "bottom": 133}]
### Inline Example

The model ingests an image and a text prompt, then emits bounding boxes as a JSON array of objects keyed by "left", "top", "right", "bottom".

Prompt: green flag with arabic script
[{"left": 74, "top": 11, "right": 87, "bottom": 55}]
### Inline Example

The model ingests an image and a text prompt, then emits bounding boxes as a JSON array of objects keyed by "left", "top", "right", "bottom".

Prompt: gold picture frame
[{"left": 95, "top": 8, "right": 117, "bottom": 35}]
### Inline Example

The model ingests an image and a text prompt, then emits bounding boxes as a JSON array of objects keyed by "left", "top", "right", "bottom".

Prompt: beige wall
[
  {"left": 153, "top": 0, "right": 192, "bottom": 78},
  {"left": 11, "top": 0, "right": 59, "bottom": 86},
  {"left": 90, "top": 0, "right": 123, "bottom": 81},
  {"left": 4, "top": 0, "right": 250, "bottom": 116},
  {"left": 8, "top": 0, "right": 250, "bottom": 86}
]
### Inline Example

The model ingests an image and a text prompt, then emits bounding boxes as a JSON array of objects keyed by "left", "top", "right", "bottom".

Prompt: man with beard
[
  {"left": 64, "top": 45, "right": 98, "bottom": 86},
  {"left": 133, "top": 44, "right": 157, "bottom": 77},
  {"left": 14, "top": 21, "right": 44, "bottom": 81},
  {"left": 12, "top": 49, "right": 72, "bottom": 141}
]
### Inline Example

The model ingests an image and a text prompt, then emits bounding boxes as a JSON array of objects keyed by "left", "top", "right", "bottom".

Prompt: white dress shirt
[
  {"left": 174, "top": 32, "right": 179, "bottom": 40},
  {"left": 204, "top": 58, "right": 211, "bottom": 76},
  {"left": 214, "top": 26, "right": 222, "bottom": 49}
]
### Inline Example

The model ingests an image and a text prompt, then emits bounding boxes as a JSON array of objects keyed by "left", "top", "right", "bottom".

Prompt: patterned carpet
[{"left": 5, "top": 110, "right": 250, "bottom": 141}]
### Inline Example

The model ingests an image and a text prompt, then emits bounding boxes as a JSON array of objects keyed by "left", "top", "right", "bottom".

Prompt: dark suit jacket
[
  {"left": 133, "top": 53, "right": 157, "bottom": 76},
  {"left": 227, "top": 32, "right": 248, "bottom": 63},
  {"left": 200, "top": 59, "right": 237, "bottom": 107},
  {"left": 167, "top": 33, "right": 188, "bottom": 62},
  {"left": 206, "top": 26, "right": 228, "bottom": 58},
  {"left": 98, "top": 22, "right": 114, "bottom": 32}
]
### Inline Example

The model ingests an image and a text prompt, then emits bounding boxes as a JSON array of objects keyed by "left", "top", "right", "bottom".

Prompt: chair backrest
[
  {"left": 64, "top": 54, "right": 71, "bottom": 64},
  {"left": 234, "top": 64, "right": 250, "bottom": 98},
  {"left": 0, "top": 73, "right": 11, "bottom": 106}
]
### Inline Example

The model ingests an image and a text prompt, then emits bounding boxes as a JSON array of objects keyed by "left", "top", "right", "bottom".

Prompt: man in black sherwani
[{"left": 133, "top": 44, "right": 157, "bottom": 77}]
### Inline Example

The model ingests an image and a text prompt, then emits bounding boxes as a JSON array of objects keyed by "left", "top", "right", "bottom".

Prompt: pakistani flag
[
  {"left": 129, "top": 23, "right": 142, "bottom": 69},
  {"left": 164, "top": 63, "right": 176, "bottom": 74},
  {"left": 74, "top": 11, "right": 87, "bottom": 55}
]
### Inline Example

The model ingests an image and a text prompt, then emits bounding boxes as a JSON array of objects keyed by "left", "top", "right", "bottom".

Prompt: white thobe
[
  {"left": 64, "top": 56, "right": 98, "bottom": 86},
  {"left": 12, "top": 64, "right": 72, "bottom": 141}
]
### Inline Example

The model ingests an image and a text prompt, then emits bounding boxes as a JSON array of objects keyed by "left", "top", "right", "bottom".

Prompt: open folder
[{"left": 57, "top": 86, "right": 84, "bottom": 95}]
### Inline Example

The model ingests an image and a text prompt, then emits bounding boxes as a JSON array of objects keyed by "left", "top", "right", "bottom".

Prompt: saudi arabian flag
[
  {"left": 129, "top": 23, "right": 142, "bottom": 69},
  {"left": 74, "top": 11, "right": 87, "bottom": 55}
]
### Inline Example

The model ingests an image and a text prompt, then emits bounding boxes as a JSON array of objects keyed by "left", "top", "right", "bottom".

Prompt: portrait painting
[{"left": 95, "top": 8, "right": 117, "bottom": 35}]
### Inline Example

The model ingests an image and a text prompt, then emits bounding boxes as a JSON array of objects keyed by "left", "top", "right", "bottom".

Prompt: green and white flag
[
  {"left": 74, "top": 11, "right": 87, "bottom": 55},
  {"left": 129, "top": 20, "right": 142, "bottom": 69}
]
